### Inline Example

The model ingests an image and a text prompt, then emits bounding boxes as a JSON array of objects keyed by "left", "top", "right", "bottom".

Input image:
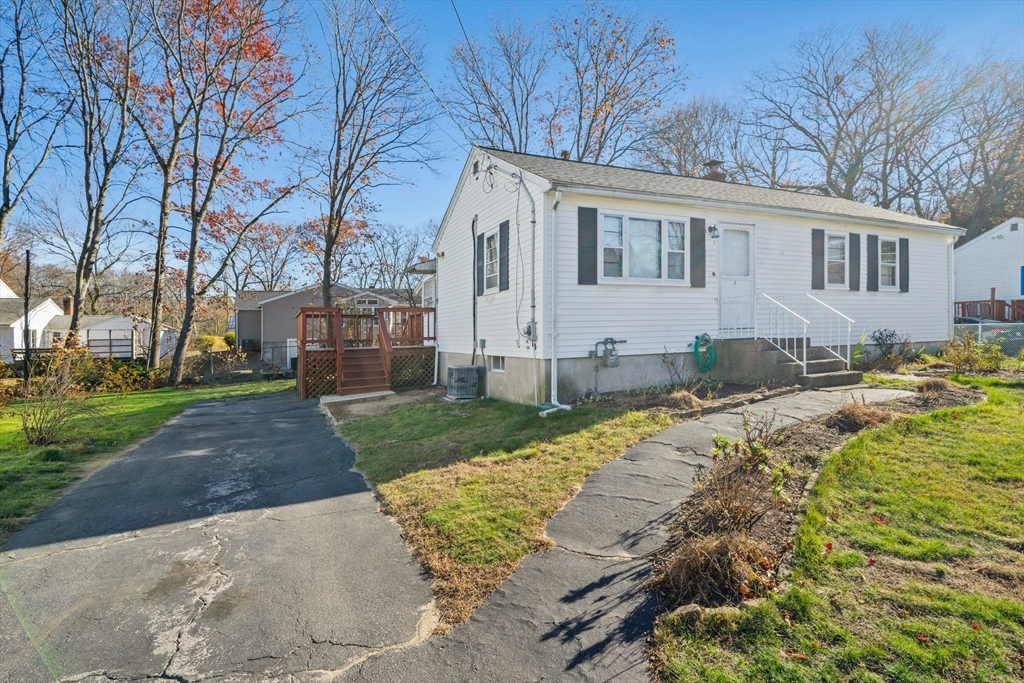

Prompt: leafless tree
[
  {"left": 633, "top": 96, "right": 739, "bottom": 178},
  {"left": 362, "top": 221, "right": 430, "bottom": 300},
  {"left": 52, "top": 0, "right": 146, "bottom": 332},
  {"left": 548, "top": 1, "right": 684, "bottom": 164},
  {"left": 315, "top": 0, "right": 436, "bottom": 306},
  {"left": 227, "top": 221, "right": 303, "bottom": 293},
  {"left": 0, "top": 0, "right": 65, "bottom": 250},
  {"left": 445, "top": 17, "right": 548, "bottom": 153}
]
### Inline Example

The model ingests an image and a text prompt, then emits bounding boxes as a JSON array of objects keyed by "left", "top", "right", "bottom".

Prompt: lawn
[
  {"left": 0, "top": 380, "right": 295, "bottom": 545},
  {"left": 655, "top": 378, "right": 1024, "bottom": 682},
  {"left": 340, "top": 399, "right": 673, "bottom": 624}
]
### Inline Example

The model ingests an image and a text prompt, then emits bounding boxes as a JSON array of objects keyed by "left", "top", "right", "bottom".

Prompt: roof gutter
[{"left": 552, "top": 184, "right": 966, "bottom": 236}]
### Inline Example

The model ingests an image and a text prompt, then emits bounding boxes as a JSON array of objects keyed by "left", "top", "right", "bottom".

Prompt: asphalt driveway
[{"left": 0, "top": 391, "right": 434, "bottom": 682}]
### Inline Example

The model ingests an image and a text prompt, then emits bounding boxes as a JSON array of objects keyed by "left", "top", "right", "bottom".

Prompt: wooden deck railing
[
  {"left": 379, "top": 307, "right": 436, "bottom": 346},
  {"left": 955, "top": 288, "right": 1024, "bottom": 322},
  {"left": 377, "top": 309, "right": 393, "bottom": 386}
]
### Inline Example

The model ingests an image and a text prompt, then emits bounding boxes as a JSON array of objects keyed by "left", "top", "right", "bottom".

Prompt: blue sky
[{"left": 371, "top": 0, "right": 1024, "bottom": 227}]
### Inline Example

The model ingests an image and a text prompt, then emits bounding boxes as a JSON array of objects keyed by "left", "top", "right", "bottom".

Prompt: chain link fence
[{"left": 953, "top": 323, "right": 1024, "bottom": 360}]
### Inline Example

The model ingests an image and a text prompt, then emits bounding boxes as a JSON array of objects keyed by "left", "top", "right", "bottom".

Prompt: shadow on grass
[{"left": 340, "top": 399, "right": 626, "bottom": 484}]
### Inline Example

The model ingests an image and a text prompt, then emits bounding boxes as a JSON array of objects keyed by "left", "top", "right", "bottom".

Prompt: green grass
[
  {"left": 340, "top": 399, "right": 673, "bottom": 621},
  {"left": 657, "top": 379, "right": 1024, "bottom": 682},
  {"left": 0, "top": 380, "right": 294, "bottom": 544}
]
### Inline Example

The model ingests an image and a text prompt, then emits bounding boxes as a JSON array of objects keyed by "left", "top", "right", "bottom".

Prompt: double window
[
  {"left": 484, "top": 232, "right": 499, "bottom": 291},
  {"left": 879, "top": 238, "right": 898, "bottom": 289},
  {"left": 601, "top": 214, "right": 686, "bottom": 282},
  {"left": 826, "top": 234, "right": 846, "bottom": 286}
]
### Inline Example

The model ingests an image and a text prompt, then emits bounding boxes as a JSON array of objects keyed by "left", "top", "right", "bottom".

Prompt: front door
[{"left": 719, "top": 225, "right": 755, "bottom": 338}]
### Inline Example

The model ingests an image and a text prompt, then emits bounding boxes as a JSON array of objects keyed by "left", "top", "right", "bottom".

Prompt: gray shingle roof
[
  {"left": 0, "top": 298, "right": 52, "bottom": 325},
  {"left": 234, "top": 290, "right": 287, "bottom": 310},
  {"left": 43, "top": 315, "right": 117, "bottom": 333},
  {"left": 482, "top": 148, "right": 959, "bottom": 232}
]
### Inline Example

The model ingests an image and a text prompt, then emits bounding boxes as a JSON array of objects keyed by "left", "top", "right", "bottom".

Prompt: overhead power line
[{"left": 365, "top": 0, "right": 471, "bottom": 151}]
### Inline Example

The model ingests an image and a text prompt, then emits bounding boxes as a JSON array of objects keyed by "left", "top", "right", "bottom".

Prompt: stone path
[
  {"left": 337, "top": 386, "right": 912, "bottom": 683},
  {"left": 1, "top": 392, "right": 435, "bottom": 683}
]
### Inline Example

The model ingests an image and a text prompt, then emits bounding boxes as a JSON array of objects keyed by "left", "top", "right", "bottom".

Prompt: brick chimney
[
  {"left": 702, "top": 160, "right": 727, "bottom": 182},
  {"left": 62, "top": 297, "right": 72, "bottom": 315}
]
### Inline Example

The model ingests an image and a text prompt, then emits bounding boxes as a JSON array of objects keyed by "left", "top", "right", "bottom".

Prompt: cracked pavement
[
  {"left": 0, "top": 392, "right": 434, "bottom": 683},
  {"left": 331, "top": 386, "right": 913, "bottom": 683}
]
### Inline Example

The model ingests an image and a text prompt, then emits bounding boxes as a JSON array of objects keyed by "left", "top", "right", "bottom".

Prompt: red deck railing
[{"left": 955, "top": 288, "right": 1024, "bottom": 322}]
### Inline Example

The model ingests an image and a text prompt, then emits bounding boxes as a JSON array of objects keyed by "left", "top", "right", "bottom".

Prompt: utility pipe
[{"left": 540, "top": 189, "right": 571, "bottom": 417}]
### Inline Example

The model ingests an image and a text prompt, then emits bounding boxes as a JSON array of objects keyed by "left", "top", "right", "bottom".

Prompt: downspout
[
  {"left": 540, "top": 189, "right": 571, "bottom": 417},
  {"left": 471, "top": 215, "right": 478, "bottom": 366},
  {"left": 432, "top": 271, "right": 440, "bottom": 385}
]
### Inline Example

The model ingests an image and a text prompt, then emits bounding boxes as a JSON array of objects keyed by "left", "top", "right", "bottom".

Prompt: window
[
  {"left": 628, "top": 218, "right": 662, "bottom": 278},
  {"left": 880, "top": 239, "right": 897, "bottom": 288},
  {"left": 1011, "top": 223, "right": 1019, "bottom": 231},
  {"left": 667, "top": 221, "right": 686, "bottom": 280},
  {"left": 826, "top": 234, "right": 846, "bottom": 286},
  {"left": 484, "top": 233, "right": 499, "bottom": 291},
  {"left": 599, "top": 213, "right": 687, "bottom": 282},
  {"left": 488, "top": 355, "right": 505, "bottom": 373},
  {"left": 354, "top": 297, "right": 380, "bottom": 308},
  {"left": 603, "top": 216, "right": 623, "bottom": 277}
]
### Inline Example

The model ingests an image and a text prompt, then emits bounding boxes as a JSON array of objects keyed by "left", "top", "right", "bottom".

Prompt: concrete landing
[{"left": 320, "top": 390, "right": 395, "bottom": 404}]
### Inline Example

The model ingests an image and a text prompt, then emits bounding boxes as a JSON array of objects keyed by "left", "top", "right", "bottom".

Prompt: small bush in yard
[
  {"left": 223, "top": 332, "right": 236, "bottom": 348},
  {"left": 21, "top": 347, "right": 92, "bottom": 445},
  {"left": 825, "top": 395, "right": 896, "bottom": 433},
  {"left": 941, "top": 332, "right": 1004, "bottom": 373},
  {"left": 195, "top": 335, "right": 228, "bottom": 353},
  {"left": 919, "top": 377, "right": 956, "bottom": 396},
  {"left": 694, "top": 411, "right": 789, "bottom": 534},
  {"left": 870, "top": 328, "right": 915, "bottom": 369},
  {"left": 658, "top": 533, "right": 777, "bottom": 607}
]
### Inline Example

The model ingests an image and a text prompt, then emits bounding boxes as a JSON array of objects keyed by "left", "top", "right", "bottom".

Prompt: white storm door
[{"left": 719, "top": 226, "right": 755, "bottom": 337}]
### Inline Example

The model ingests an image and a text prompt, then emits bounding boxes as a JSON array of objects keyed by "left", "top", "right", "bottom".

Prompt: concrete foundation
[{"left": 438, "top": 352, "right": 551, "bottom": 405}]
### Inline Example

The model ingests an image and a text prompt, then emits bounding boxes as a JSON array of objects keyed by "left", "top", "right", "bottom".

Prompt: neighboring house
[
  {"left": 0, "top": 297, "right": 63, "bottom": 364},
  {"left": 953, "top": 217, "right": 1024, "bottom": 320},
  {"left": 337, "top": 288, "right": 412, "bottom": 312},
  {"left": 431, "top": 146, "right": 965, "bottom": 404},
  {"left": 410, "top": 260, "right": 437, "bottom": 307},
  {"left": 44, "top": 314, "right": 177, "bottom": 359},
  {"left": 232, "top": 285, "right": 355, "bottom": 366}
]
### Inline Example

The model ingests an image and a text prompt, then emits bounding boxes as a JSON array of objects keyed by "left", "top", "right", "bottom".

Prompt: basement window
[{"left": 489, "top": 355, "right": 505, "bottom": 373}]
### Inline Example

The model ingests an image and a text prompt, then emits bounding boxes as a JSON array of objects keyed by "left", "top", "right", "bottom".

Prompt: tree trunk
[
  {"left": 167, "top": 299, "right": 194, "bottom": 385},
  {"left": 147, "top": 172, "right": 173, "bottom": 368}
]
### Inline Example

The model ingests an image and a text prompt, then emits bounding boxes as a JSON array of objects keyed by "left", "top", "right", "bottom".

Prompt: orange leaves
[{"left": 870, "top": 514, "right": 890, "bottom": 525}]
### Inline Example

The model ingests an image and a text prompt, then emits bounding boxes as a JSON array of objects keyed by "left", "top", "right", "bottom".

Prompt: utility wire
[{"left": 365, "top": 0, "right": 472, "bottom": 151}]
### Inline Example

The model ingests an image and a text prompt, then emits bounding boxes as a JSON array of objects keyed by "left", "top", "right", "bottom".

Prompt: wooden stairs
[{"left": 338, "top": 347, "right": 390, "bottom": 396}]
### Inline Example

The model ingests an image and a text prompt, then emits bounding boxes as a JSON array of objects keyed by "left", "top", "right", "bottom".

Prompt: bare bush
[
  {"left": 870, "top": 328, "right": 915, "bottom": 369},
  {"left": 825, "top": 396, "right": 896, "bottom": 433},
  {"left": 941, "top": 333, "right": 1004, "bottom": 374},
  {"left": 21, "top": 347, "right": 92, "bottom": 445},
  {"left": 919, "top": 378, "right": 956, "bottom": 396},
  {"left": 657, "top": 533, "right": 777, "bottom": 607},
  {"left": 694, "top": 411, "right": 790, "bottom": 534}
]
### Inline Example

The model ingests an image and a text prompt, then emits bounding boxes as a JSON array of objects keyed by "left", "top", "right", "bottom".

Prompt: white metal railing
[
  {"left": 804, "top": 294, "right": 855, "bottom": 369},
  {"left": 756, "top": 294, "right": 809, "bottom": 375}
]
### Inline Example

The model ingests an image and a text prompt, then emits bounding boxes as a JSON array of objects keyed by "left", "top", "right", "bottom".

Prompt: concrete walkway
[
  {"left": 1, "top": 392, "right": 435, "bottom": 683},
  {"left": 337, "top": 386, "right": 912, "bottom": 683}
]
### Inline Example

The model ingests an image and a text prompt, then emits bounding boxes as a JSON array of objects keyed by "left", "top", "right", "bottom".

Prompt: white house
[
  {"left": 953, "top": 217, "right": 1024, "bottom": 319},
  {"left": 44, "top": 314, "right": 177, "bottom": 359},
  {"left": 0, "top": 295, "right": 63, "bottom": 364},
  {"left": 431, "top": 147, "right": 965, "bottom": 405}
]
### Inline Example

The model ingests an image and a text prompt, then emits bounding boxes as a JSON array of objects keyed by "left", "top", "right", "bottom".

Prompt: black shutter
[
  {"left": 475, "top": 232, "right": 485, "bottom": 296},
  {"left": 690, "top": 218, "right": 706, "bottom": 287},
  {"left": 498, "top": 221, "right": 509, "bottom": 292},
  {"left": 866, "top": 234, "right": 879, "bottom": 291},
  {"left": 811, "top": 229, "right": 825, "bottom": 290},
  {"left": 848, "top": 232, "right": 860, "bottom": 291},
  {"left": 899, "top": 238, "right": 909, "bottom": 292},
  {"left": 578, "top": 207, "right": 598, "bottom": 285}
]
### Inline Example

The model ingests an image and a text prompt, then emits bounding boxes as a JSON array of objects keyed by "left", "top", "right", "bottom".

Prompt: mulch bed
[{"left": 653, "top": 382, "right": 985, "bottom": 610}]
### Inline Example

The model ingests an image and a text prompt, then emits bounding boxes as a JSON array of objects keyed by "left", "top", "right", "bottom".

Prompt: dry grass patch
[
  {"left": 656, "top": 534, "right": 777, "bottom": 608},
  {"left": 341, "top": 400, "right": 673, "bottom": 626},
  {"left": 824, "top": 395, "right": 898, "bottom": 433}
]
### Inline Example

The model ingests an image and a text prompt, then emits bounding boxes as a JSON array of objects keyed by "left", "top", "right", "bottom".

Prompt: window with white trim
[
  {"left": 599, "top": 213, "right": 687, "bottom": 282},
  {"left": 826, "top": 234, "right": 846, "bottom": 286},
  {"left": 879, "top": 239, "right": 898, "bottom": 288},
  {"left": 484, "top": 232, "right": 499, "bottom": 291},
  {"left": 488, "top": 355, "right": 505, "bottom": 373},
  {"left": 603, "top": 216, "right": 623, "bottom": 278},
  {"left": 667, "top": 221, "right": 686, "bottom": 280}
]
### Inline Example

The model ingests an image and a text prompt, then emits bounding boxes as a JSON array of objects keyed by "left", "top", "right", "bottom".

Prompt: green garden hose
[{"left": 694, "top": 333, "right": 715, "bottom": 372}]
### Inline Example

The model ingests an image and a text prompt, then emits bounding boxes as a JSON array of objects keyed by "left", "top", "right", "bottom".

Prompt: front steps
[
  {"left": 766, "top": 341, "right": 863, "bottom": 388},
  {"left": 710, "top": 338, "right": 862, "bottom": 389},
  {"left": 337, "top": 347, "right": 390, "bottom": 396}
]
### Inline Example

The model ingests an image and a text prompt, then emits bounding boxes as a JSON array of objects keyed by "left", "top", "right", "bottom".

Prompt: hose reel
[{"left": 693, "top": 333, "right": 715, "bottom": 373}]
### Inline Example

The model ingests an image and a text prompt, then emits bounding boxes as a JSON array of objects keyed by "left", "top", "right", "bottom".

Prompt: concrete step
[
  {"left": 766, "top": 346, "right": 833, "bottom": 364},
  {"left": 780, "top": 357, "right": 848, "bottom": 375},
  {"left": 335, "top": 384, "right": 390, "bottom": 397},
  {"left": 797, "top": 370, "right": 863, "bottom": 388}
]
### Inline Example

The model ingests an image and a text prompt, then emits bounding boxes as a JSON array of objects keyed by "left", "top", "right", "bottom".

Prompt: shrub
[
  {"left": 870, "top": 328, "right": 914, "bottom": 369},
  {"left": 941, "top": 332, "right": 1004, "bottom": 374},
  {"left": 658, "top": 533, "right": 777, "bottom": 607},
  {"left": 825, "top": 396, "right": 895, "bottom": 433},
  {"left": 21, "top": 347, "right": 92, "bottom": 445},
  {"left": 694, "top": 411, "right": 790, "bottom": 534},
  {"left": 919, "top": 378, "right": 956, "bottom": 396},
  {"left": 223, "top": 332, "right": 236, "bottom": 348}
]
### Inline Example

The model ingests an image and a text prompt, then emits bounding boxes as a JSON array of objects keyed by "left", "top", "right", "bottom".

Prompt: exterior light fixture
[{"left": 708, "top": 224, "right": 720, "bottom": 239}]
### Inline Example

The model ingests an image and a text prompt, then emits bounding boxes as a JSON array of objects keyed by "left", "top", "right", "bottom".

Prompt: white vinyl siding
[{"left": 953, "top": 217, "right": 1024, "bottom": 302}]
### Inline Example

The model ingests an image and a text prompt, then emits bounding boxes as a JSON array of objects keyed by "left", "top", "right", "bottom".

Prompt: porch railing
[
  {"left": 339, "top": 307, "right": 436, "bottom": 348},
  {"left": 955, "top": 294, "right": 1024, "bottom": 322},
  {"left": 804, "top": 294, "right": 854, "bottom": 369},
  {"left": 756, "top": 294, "right": 808, "bottom": 375}
]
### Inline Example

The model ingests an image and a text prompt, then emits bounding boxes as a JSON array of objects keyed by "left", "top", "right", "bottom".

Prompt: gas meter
[{"left": 589, "top": 338, "right": 626, "bottom": 368}]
